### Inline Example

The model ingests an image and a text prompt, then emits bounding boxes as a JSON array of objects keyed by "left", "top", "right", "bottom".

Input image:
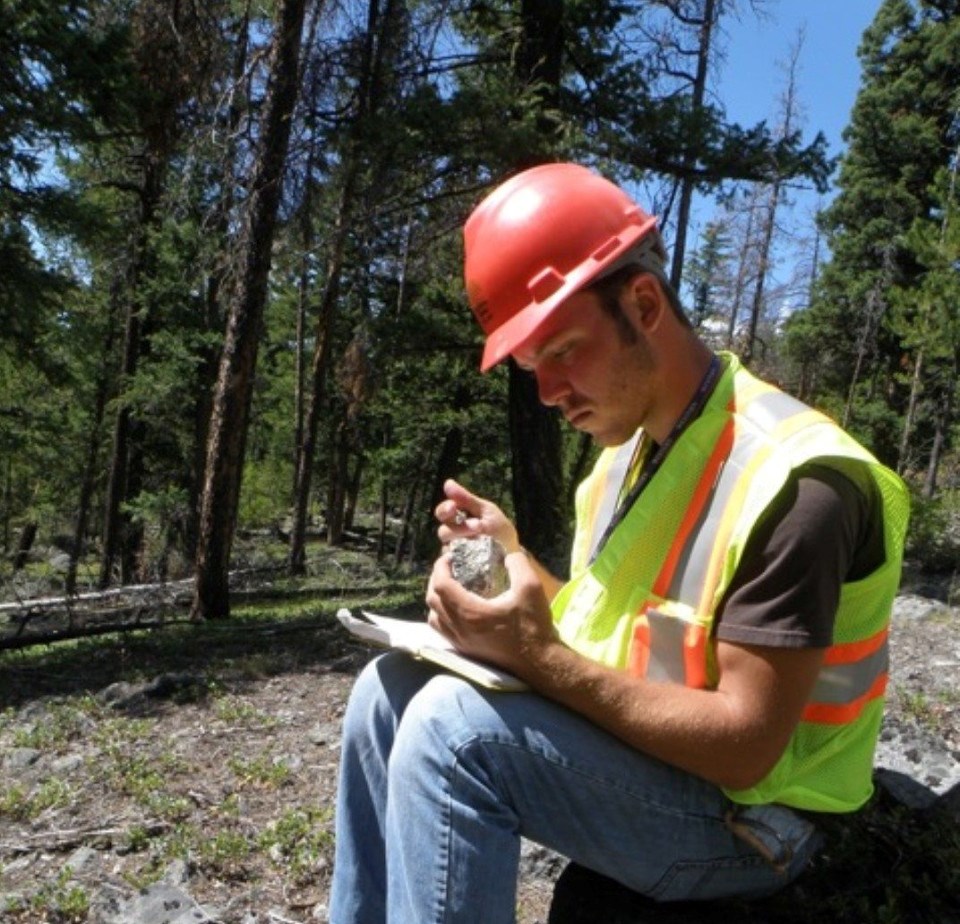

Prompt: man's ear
[{"left": 625, "top": 272, "right": 666, "bottom": 332}]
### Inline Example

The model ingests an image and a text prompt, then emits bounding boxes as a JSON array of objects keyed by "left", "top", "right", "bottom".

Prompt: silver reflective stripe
[
  {"left": 741, "top": 388, "right": 810, "bottom": 434},
  {"left": 665, "top": 427, "right": 766, "bottom": 606},
  {"left": 644, "top": 609, "right": 688, "bottom": 683},
  {"left": 664, "top": 390, "right": 814, "bottom": 607},
  {"left": 809, "top": 642, "right": 889, "bottom": 706},
  {"left": 585, "top": 434, "right": 641, "bottom": 564}
]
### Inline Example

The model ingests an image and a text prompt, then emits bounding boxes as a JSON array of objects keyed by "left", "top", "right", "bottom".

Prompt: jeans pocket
[
  {"left": 724, "top": 802, "right": 824, "bottom": 875},
  {"left": 648, "top": 804, "right": 823, "bottom": 902},
  {"left": 651, "top": 849, "right": 783, "bottom": 902}
]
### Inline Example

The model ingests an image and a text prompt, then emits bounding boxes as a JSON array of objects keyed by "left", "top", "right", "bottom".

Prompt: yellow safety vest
[{"left": 551, "top": 353, "right": 910, "bottom": 812}]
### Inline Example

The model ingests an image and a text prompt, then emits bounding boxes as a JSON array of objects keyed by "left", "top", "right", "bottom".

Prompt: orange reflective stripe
[
  {"left": 802, "top": 673, "right": 888, "bottom": 724},
  {"left": 652, "top": 419, "right": 735, "bottom": 599},
  {"left": 802, "top": 630, "right": 889, "bottom": 724},
  {"left": 682, "top": 624, "right": 709, "bottom": 689},
  {"left": 628, "top": 613, "right": 651, "bottom": 677},
  {"left": 823, "top": 627, "right": 887, "bottom": 665}
]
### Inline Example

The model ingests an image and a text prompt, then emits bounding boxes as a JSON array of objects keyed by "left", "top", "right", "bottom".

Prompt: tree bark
[
  {"left": 11, "top": 521, "right": 37, "bottom": 572},
  {"left": 508, "top": 362, "right": 568, "bottom": 574},
  {"left": 67, "top": 317, "right": 117, "bottom": 595},
  {"left": 288, "top": 0, "right": 398, "bottom": 575},
  {"left": 506, "top": 0, "right": 570, "bottom": 570},
  {"left": 192, "top": 0, "right": 307, "bottom": 620}
]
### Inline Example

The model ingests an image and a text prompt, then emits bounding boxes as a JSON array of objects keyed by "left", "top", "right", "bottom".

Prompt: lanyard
[{"left": 588, "top": 354, "right": 722, "bottom": 565}]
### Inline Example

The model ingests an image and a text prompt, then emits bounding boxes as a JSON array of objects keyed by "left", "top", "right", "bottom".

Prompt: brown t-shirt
[{"left": 714, "top": 463, "right": 885, "bottom": 649}]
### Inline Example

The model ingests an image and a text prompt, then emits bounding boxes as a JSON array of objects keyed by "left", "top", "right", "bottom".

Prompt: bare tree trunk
[
  {"left": 742, "top": 31, "right": 803, "bottom": 368},
  {"left": 742, "top": 179, "right": 780, "bottom": 366},
  {"left": 796, "top": 220, "right": 822, "bottom": 402},
  {"left": 291, "top": 148, "right": 320, "bottom": 510},
  {"left": 184, "top": 5, "right": 252, "bottom": 567},
  {"left": 293, "top": 250, "right": 309, "bottom": 504},
  {"left": 377, "top": 428, "right": 391, "bottom": 561},
  {"left": 344, "top": 454, "right": 363, "bottom": 533},
  {"left": 393, "top": 461, "right": 423, "bottom": 567},
  {"left": 192, "top": 0, "right": 307, "bottom": 620},
  {"left": 670, "top": 0, "right": 718, "bottom": 291},
  {"left": 924, "top": 366, "right": 956, "bottom": 499},
  {"left": 726, "top": 189, "right": 758, "bottom": 349},
  {"left": 841, "top": 245, "right": 894, "bottom": 429},
  {"left": 67, "top": 317, "right": 117, "bottom": 595},
  {"left": 327, "top": 419, "right": 350, "bottom": 546},
  {"left": 288, "top": 230, "right": 348, "bottom": 571},
  {"left": 897, "top": 347, "right": 924, "bottom": 475}
]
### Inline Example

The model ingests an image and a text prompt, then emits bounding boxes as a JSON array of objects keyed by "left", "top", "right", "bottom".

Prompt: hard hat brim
[{"left": 478, "top": 215, "right": 657, "bottom": 372}]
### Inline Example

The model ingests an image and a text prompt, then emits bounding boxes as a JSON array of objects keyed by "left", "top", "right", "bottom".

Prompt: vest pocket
[{"left": 628, "top": 600, "right": 712, "bottom": 688}]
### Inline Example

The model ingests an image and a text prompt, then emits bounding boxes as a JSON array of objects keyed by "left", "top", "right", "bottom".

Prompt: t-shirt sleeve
[{"left": 714, "top": 463, "right": 883, "bottom": 649}]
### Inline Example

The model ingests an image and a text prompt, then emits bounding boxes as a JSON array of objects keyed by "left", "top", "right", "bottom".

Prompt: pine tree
[{"left": 789, "top": 0, "right": 960, "bottom": 465}]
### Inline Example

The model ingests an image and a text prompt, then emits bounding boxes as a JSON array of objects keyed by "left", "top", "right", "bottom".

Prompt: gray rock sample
[{"left": 450, "top": 536, "right": 508, "bottom": 597}]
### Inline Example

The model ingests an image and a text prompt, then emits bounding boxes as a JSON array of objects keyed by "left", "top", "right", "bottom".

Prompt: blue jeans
[{"left": 329, "top": 652, "right": 821, "bottom": 924}]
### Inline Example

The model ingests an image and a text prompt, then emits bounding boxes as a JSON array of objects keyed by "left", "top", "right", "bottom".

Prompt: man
[{"left": 329, "top": 163, "right": 909, "bottom": 923}]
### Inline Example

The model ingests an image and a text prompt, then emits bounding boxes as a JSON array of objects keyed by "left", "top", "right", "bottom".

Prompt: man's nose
[{"left": 534, "top": 365, "right": 569, "bottom": 407}]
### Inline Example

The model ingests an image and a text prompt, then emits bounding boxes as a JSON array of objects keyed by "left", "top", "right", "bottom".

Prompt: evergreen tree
[
  {"left": 0, "top": 0, "right": 131, "bottom": 363},
  {"left": 685, "top": 220, "right": 733, "bottom": 333},
  {"left": 787, "top": 0, "right": 960, "bottom": 465}
]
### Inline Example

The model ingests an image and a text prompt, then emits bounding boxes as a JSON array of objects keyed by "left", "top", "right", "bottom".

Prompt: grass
[
  {"left": 227, "top": 751, "right": 293, "bottom": 789},
  {"left": 0, "top": 777, "right": 75, "bottom": 822},
  {"left": 259, "top": 805, "right": 334, "bottom": 883},
  {"left": 0, "top": 573, "right": 423, "bottom": 708}
]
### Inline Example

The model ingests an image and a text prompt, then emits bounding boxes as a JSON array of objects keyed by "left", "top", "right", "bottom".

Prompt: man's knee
[
  {"left": 389, "top": 673, "right": 496, "bottom": 783},
  {"left": 341, "top": 652, "right": 433, "bottom": 753}
]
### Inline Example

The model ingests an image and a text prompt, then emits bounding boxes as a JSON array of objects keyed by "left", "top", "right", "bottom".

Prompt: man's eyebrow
[{"left": 513, "top": 341, "right": 550, "bottom": 371}]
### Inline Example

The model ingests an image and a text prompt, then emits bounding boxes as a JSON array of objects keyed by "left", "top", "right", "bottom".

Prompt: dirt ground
[
  {"left": 1, "top": 565, "right": 958, "bottom": 923},
  {"left": 0, "top": 596, "right": 559, "bottom": 923}
]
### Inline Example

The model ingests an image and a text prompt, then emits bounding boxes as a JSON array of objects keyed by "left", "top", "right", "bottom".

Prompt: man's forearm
[{"left": 519, "top": 637, "right": 824, "bottom": 791}]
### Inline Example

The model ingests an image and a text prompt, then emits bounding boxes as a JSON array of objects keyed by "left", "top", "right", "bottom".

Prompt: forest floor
[
  {"left": 0, "top": 540, "right": 958, "bottom": 923},
  {"left": 0, "top": 538, "right": 562, "bottom": 923}
]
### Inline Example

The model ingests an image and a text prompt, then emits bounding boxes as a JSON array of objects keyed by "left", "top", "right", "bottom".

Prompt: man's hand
[
  {"left": 434, "top": 478, "right": 565, "bottom": 602},
  {"left": 434, "top": 479, "right": 521, "bottom": 554},
  {"left": 426, "top": 548, "right": 560, "bottom": 678}
]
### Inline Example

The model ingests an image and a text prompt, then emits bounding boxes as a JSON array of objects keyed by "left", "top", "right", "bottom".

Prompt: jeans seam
[{"left": 435, "top": 744, "right": 454, "bottom": 924}]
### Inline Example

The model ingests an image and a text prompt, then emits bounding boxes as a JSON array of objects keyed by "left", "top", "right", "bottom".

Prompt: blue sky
[
  {"left": 716, "top": 0, "right": 881, "bottom": 172},
  {"left": 682, "top": 0, "right": 883, "bottom": 303}
]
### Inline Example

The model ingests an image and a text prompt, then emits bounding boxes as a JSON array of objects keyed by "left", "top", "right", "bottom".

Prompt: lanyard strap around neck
[{"left": 588, "top": 354, "right": 722, "bottom": 565}]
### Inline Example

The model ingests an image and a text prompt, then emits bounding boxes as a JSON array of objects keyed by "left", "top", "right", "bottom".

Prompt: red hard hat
[{"left": 464, "top": 162, "right": 660, "bottom": 372}]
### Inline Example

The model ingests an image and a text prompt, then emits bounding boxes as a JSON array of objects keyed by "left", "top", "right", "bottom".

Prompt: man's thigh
[{"left": 394, "top": 668, "right": 818, "bottom": 902}]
